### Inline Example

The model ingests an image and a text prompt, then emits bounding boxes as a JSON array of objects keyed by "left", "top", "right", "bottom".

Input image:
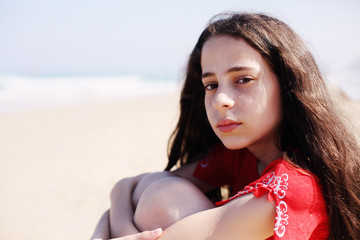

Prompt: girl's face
[{"left": 201, "top": 35, "right": 283, "bottom": 162}]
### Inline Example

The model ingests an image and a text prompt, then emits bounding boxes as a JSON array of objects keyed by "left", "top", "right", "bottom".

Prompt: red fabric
[
  {"left": 193, "top": 144, "right": 259, "bottom": 195},
  {"left": 193, "top": 144, "right": 329, "bottom": 239}
]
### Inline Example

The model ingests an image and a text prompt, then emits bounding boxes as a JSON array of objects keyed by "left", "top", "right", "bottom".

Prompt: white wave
[
  {"left": 0, "top": 74, "right": 179, "bottom": 113},
  {"left": 1, "top": 70, "right": 358, "bottom": 114}
]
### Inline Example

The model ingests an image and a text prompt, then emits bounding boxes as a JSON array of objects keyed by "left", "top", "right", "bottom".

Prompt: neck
[
  {"left": 250, "top": 145, "right": 282, "bottom": 176},
  {"left": 247, "top": 143, "right": 283, "bottom": 166}
]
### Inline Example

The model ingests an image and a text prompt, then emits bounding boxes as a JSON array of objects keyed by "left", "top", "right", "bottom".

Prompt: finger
[
  {"left": 91, "top": 210, "right": 110, "bottom": 240},
  {"left": 137, "top": 228, "right": 163, "bottom": 240},
  {"left": 111, "top": 228, "right": 162, "bottom": 240}
]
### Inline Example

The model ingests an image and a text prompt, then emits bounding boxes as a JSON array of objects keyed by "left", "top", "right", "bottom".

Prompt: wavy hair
[{"left": 166, "top": 12, "right": 360, "bottom": 239}]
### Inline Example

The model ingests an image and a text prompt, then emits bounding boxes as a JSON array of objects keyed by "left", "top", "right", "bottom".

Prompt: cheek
[
  {"left": 204, "top": 96, "right": 220, "bottom": 132},
  {"left": 243, "top": 84, "right": 282, "bottom": 124},
  {"left": 237, "top": 87, "right": 265, "bottom": 113},
  {"left": 204, "top": 97, "right": 214, "bottom": 123},
  {"left": 261, "top": 86, "right": 283, "bottom": 126}
]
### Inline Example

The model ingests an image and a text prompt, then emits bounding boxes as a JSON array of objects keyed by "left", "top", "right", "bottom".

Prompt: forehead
[{"left": 201, "top": 35, "right": 265, "bottom": 72}]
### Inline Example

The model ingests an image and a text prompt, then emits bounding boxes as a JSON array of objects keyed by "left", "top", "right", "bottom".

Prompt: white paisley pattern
[
  {"left": 274, "top": 200, "right": 289, "bottom": 237},
  {"left": 257, "top": 172, "right": 289, "bottom": 237},
  {"left": 227, "top": 171, "right": 289, "bottom": 237}
]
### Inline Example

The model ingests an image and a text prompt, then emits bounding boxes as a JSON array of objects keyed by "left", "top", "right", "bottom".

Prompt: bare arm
[
  {"left": 109, "top": 173, "right": 148, "bottom": 237},
  {"left": 94, "top": 160, "right": 217, "bottom": 239},
  {"left": 159, "top": 193, "right": 275, "bottom": 240},
  {"left": 109, "top": 164, "right": 209, "bottom": 238},
  {"left": 91, "top": 210, "right": 110, "bottom": 240}
]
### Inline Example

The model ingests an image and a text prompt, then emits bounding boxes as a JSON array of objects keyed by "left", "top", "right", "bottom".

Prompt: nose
[{"left": 212, "top": 88, "right": 235, "bottom": 110}]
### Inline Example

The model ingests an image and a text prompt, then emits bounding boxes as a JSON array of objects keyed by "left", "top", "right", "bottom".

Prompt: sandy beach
[
  {"left": 0, "top": 89, "right": 359, "bottom": 240},
  {"left": 0, "top": 94, "right": 179, "bottom": 240}
]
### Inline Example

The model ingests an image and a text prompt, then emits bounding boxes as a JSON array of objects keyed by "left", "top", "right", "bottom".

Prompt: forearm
[
  {"left": 158, "top": 194, "right": 275, "bottom": 240},
  {"left": 109, "top": 172, "right": 174, "bottom": 238},
  {"left": 91, "top": 210, "right": 110, "bottom": 240},
  {"left": 110, "top": 174, "right": 147, "bottom": 237},
  {"left": 108, "top": 164, "right": 214, "bottom": 238}
]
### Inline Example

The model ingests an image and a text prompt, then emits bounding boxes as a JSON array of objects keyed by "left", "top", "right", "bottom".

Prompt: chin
[{"left": 220, "top": 138, "right": 247, "bottom": 150}]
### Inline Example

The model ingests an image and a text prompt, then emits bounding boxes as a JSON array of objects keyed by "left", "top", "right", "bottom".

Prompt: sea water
[
  {"left": 0, "top": 71, "right": 359, "bottom": 114},
  {"left": 0, "top": 74, "right": 180, "bottom": 114}
]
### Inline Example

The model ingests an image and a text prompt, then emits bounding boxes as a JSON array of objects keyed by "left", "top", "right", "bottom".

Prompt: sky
[{"left": 0, "top": 0, "right": 359, "bottom": 79}]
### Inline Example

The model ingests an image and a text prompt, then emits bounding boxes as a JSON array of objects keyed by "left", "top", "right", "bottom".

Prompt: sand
[
  {"left": 0, "top": 93, "right": 179, "bottom": 240},
  {"left": 0, "top": 89, "right": 359, "bottom": 240}
]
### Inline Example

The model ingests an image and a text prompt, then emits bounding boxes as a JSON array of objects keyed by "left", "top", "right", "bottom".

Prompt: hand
[
  {"left": 110, "top": 228, "right": 163, "bottom": 240},
  {"left": 90, "top": 209, "right": 162, "bottom": 240}
]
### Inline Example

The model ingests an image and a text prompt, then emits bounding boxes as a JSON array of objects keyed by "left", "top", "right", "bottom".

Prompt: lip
[{"left": 216, "top": 119, "right": 242, "bottom": 133}]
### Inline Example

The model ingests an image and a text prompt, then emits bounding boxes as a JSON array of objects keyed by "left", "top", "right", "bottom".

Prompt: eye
[
  {"left": 203, "top": 83, "right": 218, "bottom": 91},
  {"left": 236, "top": 77, "right": 253, "bottom": 84}
]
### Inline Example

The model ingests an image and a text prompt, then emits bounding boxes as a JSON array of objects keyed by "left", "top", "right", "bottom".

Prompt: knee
[
  {"left": 132, "top": 171, "right": 173, "bottom": 207},
  {"left": 133, "top": 176, "right": 213, "bottom": 231}
]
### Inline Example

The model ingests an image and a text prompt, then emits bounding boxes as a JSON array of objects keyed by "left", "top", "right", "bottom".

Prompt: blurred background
[
  {"left": 1, "top": 0, "right": 359, "bottom": 112},
  {"left": 0, "top": 0, "right": 359, "bottom": 239}
]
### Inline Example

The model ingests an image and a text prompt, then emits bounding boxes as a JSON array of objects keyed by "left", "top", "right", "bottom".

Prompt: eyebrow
[{"left": 201, "top": 66, "right": 254, "bottom": 79}]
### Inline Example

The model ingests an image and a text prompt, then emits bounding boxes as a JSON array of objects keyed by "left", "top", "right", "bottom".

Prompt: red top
[{"left": 193, "top": 144, "right": 329, "bottom": 239}]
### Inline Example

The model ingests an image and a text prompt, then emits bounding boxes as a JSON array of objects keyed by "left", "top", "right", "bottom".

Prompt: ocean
[
  {"left": 0, "top": 74, "right": 180, "bottom": 113},
  {"left": 0, "top": 71, "right": 358, "bottom": 114}
]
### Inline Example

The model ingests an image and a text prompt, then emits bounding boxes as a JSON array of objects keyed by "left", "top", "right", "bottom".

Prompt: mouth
[{"left": 216, "top": 119, "right": 242, "bottom": 133}]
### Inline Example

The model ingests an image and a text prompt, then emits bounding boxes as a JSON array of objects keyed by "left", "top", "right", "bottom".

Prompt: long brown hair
[{"left": 166, "top": 13, "right": 360, "bottom": 239}]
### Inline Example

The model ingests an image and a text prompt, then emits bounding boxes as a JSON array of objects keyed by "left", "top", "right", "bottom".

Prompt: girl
[{"left": 92, "top": 12, "right": 360, "bottom": 240}]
